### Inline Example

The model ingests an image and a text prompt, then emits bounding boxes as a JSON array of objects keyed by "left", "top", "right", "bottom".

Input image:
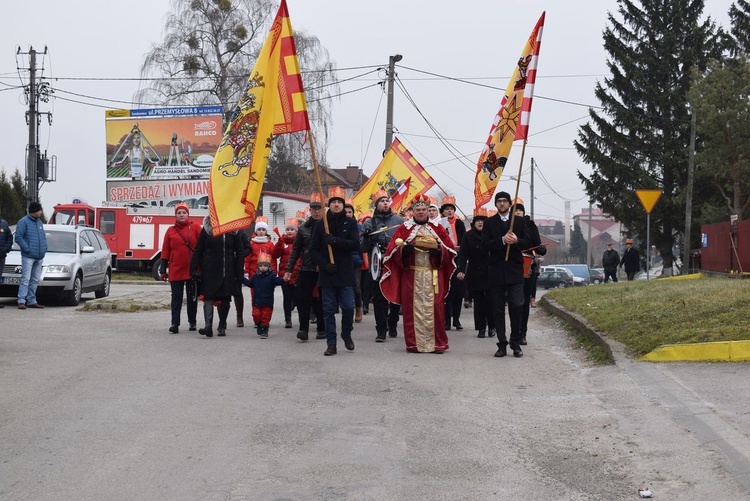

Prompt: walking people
[
  {"left": 190, "top": 217, "right": 245, "bottom": 337},
  {"left": 481, "top": 191, "right": 531, "bottom": 358},
  {"left": 440, "top": 195, "right": 466, "bottom": 331},
  {"left": 0, "top": 213, "right": 12, "bottom": 308},
  {"left": 15, "top": 202, "right": 48, "bottom": 309},
  {"left": 273, "top": 218, "right": 301, "bottom": 328},
  {"left": 284, "top": 193, "right": 326, "bottom": 341},
  {"left": 380, "top": 194, "right": 456, "bottom": 353},
  {"left": 344, "top": 199, "right": 365, "bottom": 323},
  {"left": 456, "top": 208, "right": 495, "bottom": 338},
  {"left": 515, "top": 203, "right": 546, "bottom": 346},
  {"left": 602, "top": 242, "right": 620, "bottom": 283},
  {"left": 159, "top": 202, "right": 202, "bottom": 333},
  {"left": 361, "top": 189, "right": 403, "bottom": 342},
  {"left": 243, "top": 252, "right": 285, "bottom": 339},
  {"left": 310, "top": 187, "right": 360, "bottom": 356},
  {"left": 245, "top": 216, "right": 276, "bottom": 329},
  {"left": 620, "top": 238, "right": 640, "bottom": 281}
]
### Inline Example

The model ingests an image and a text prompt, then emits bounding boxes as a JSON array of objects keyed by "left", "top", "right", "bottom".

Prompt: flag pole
[
  {"left": 505, "top": 140, "right": 528, "bottom": 260},
  {"left": 307, "top": 131, "right": 335, "bottom": 263}
]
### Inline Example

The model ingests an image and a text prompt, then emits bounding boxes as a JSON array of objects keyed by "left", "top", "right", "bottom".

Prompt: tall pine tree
[{"left": 575, "top": 0, "right": 723, "bottom": 273}]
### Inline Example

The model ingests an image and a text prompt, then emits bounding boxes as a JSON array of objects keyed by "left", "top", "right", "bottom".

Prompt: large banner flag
[
  {"left": 473, "top": 12, "right": 546, "bottom": 209},
  {"left": 351, "top": 138, "right": 436, "bottom": 215},
  {"left": 209, "top": 0, "right": 309, "bottom": 235},
  {"left": 389, "top": 177, "right": 411, "bottom": 213}
]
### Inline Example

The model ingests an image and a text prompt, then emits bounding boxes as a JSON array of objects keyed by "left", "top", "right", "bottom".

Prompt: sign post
[{"left": 635, "top": 190, "right": 663, "bottom": 280}]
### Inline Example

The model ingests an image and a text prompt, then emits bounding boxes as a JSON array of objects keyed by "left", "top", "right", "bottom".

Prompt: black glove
[
  {"left": 190, "top": 272, "right": 201, "bottom": 281},
  {"left": 323, "top": 263, "right": 338, "bottom": 274},
  {"left": 401, "top": 243, "right": 414, "bottom": 260},
  {"left": 429, "top": 247, "right": 442, "bottom": 262},
  {"left": 159, "top": 260, "right": 168, "bottom": 275},
  {"left": 323, "top": 234, "right": 337, "bottom": 246}
]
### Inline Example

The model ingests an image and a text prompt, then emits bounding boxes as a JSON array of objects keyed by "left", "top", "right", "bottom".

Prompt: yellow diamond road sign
[{"left": 636, "top": 189, "right": 663, "bottom": 214}]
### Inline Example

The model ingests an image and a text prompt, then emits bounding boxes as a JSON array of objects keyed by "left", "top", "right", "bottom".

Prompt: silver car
[{"left": 1, "top": 225, "right": 112, "bottom": 305}]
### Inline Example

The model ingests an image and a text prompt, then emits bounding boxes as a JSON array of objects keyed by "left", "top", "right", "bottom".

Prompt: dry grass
[{"left": 542, "top": 276, "right": 750, "bottom": 357}]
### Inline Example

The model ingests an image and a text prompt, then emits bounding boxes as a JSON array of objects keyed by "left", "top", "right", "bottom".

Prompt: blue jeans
[
  {"left": 18, "top": 256, "right": 44, "bottom": 305},
  {"left": 321, "top": 286, "right": 355, "bottom": 346}
]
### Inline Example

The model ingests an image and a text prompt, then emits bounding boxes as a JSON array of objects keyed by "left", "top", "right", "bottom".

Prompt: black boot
[
  {"left": 324, "top": 345, "right": 337, "bottom": 356},
  {"left": 342, "top": 334, "right": 355, "bottom": 351},
  {"left": 488, "top": 328, "right": 497, "bottom": 338},
  {"left": 285, "top": 316, "right": 292, "bottom": 328},
  {"left": 453, "top": 319, "right": 463, "bottom": 330},
  {"left": 494, "top": 342, "right": 507, "bottom": 357},
  {"left": 512, "top": 345, "right": 523, "bottom": 358},
  {"left": 477, "top": 329, "right": 486, "bottom": 338},
  {"left": 297, "top": 330, "right": 309, "bottom": 341},
  {"left": 169, "top": 325, "right": 179, "bottom": 334}
]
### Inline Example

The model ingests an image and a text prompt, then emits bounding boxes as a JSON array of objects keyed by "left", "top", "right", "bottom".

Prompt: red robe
[{"left": 380, "top": 220, "right": 456, "bottom": 353}]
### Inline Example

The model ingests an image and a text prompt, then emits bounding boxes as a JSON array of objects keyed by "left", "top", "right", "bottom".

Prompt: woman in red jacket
[
  {"left": 273, "top": 218, "right": 301, "bottom": 328},
  {"left": 160, "top": 203, "right": 202, "bottom": 333}
]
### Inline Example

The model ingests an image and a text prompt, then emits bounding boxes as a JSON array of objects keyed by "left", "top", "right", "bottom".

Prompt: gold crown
[
  {"left": 474, "top": 207, "right": 488, "bottom": 218},
  {"left": 310, "top": 192, "right": 324, "bottom": 205},
  {"left": 372, "top": 189, "right": 389, "bottom": 202},
  {"left": 286, "top": 217, "right": 299, "bottom": 227},
  {"left": 441, "top": 195, "right": 456, "bottom": 206},
  {"left": 412, "top": 194, "right": 430, "bottom": 207},
  {"left": 257, "top": 251, "right": 272, "bottom": 264},
  {"left": 295, "top": 209, "right": 307, "bottom": 220},
  {"left": 328, "top": 186, "right": 346, "bottom": 201},
  {"left": 255, "top": 215, "right": 268, "bottom": 224}
]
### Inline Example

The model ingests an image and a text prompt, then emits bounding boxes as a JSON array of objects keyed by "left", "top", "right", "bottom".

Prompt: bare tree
[{"left": 135, "top": 0, "right": 338, "bottom": 166}]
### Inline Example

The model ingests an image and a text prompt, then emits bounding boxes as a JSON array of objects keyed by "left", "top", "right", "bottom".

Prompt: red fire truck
[{"left": 50, "top": 201, "right": 207, "bottom": 279}]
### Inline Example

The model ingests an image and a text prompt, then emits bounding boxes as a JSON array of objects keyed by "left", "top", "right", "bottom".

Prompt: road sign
[{"left": 636, "top": 189, "right": 662, "bottom": 214}]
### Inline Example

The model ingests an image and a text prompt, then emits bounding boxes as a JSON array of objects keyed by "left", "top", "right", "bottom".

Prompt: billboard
[
  {"left": 105, "top": 106, "right": 223, "bottom": 180},
  {"left": 106, "top": 179, "right": 210, "bottom": 209}
]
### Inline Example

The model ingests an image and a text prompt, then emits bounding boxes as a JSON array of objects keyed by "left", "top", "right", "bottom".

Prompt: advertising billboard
[
  {"left": 105, "top": 106, "right": 223, "bottom": 180},
  {"left": 106, "top": 179, "right": 211, "bottom": 208}
]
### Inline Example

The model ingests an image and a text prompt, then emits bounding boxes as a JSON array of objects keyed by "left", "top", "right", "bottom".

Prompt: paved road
[{"left": 1, "top": 284, "right": 748, "bottom": 500}]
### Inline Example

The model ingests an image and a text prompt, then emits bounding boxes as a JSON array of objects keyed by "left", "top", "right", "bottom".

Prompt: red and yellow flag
[
  {"left": 473, "top": 12, "right": 546, "bottom": 209},
  {"left": 351, "top": 138, "right": 435, "bottom": 216},
  {"left": 208, "top": 0, "right": 309, "bottom": 236}
]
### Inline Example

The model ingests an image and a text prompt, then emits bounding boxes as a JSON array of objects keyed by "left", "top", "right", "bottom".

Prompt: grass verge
[{"left": 542, "top": 275, "right": 750, "bottom": 357}]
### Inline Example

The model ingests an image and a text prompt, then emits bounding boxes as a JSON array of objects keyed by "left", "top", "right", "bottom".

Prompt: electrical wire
[{"left": 360, "top": 85, "right": 385, "bottom": 168}]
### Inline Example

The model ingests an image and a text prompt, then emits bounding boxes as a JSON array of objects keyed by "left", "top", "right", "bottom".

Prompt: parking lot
[{"left": 1, "top": 283, "right": 749, "bottom": 500}]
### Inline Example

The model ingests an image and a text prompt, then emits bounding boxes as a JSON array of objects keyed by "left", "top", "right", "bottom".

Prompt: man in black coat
[
  {"left": 310, "top": 187, "right": 360, "bottom": 356},
  {"left": 456, "top": 208, "right": 494, "bottom": 338},
  {"left": 602, "top": 242, "right": 620, "bottom": 283},
  {"left": 481, "top": 191, "right": 530, "bottom": 358},
  {"left": 620, "top": 238, "right": 640, "bottom": 280}
]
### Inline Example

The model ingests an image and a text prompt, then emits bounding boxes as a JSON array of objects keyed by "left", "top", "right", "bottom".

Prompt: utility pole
[
  {"left": 587, "top": 199, "right": 593, "bottom": 267},
  {"left": 530, "top": 158, "right": 535, "bottom": 219},
  {"left": 26, "top": 48, "right": 38, "bottom": 206},
  {"left": 683, "top": 109, "right": 696, "bottom": 274},
  {"left": 384, "top": 54, "right": 402, "bottom": 154}
]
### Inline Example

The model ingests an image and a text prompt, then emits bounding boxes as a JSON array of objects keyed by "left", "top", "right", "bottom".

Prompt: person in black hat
[
  {"left": 14, "top": 202, "right": 48, "bottom": 309},
  {"left": 481, "top": 191, "right": 530, "bottom": 358}
]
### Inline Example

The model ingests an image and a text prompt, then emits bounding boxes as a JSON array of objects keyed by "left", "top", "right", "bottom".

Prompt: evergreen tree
[
  {"left": 574, "top": 0, "right": 723, "bottom": 273},
  {"left": 568, "top": 222, "right": 587, "bottom": 263},
  {"left": 0, "top": 169, "right": 28, "bottom": 224},
  {"left": 729, "top": 0, "right": 750, "bottom": 53}
]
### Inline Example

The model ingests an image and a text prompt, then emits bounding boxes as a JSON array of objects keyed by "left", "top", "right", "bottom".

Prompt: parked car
[
  {"left": 537, "top": 269, "right": 574, "bottom": 289},
  {"left": 556, "top": 264, "right": 591, "bottom": 286},
  {"left": 0, "top": 225, "right": 112, "bottom": 305},
  {"left": 589, "top": 268, "right": 604, "bottom": 284},
  {"left": 541, "top": 265, "right": 585, "bottom": 286}
]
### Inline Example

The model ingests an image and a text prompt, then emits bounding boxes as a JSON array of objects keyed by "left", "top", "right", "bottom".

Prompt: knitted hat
[
  {"left": 514, "top": 203, "right": 525, "bottom": 214},
  {"left": 28, "top": 201, "right": 42, "bottom": 213},
  {"left": 254, "top": 216, "right": 268, "bottom": 232},
  {"left": 494, "top": 191, "right": 511, "bottom": 203}
]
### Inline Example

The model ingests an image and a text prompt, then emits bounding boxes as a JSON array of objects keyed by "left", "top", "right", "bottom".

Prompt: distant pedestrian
[
  {"left": 620, "top": 238, "right": 640, "bottom": 281},
  {"left": 15, "top": 202, "right": 47, "bottom": 309},
  {"left": 602, "top": 242, "right": 620, "bottom": 283},
  {"left": 0, "top": 213, "right": 13, "bottom": 308},
  {"left": 159, "top": 203, "right": 201, "bottom": 333}
]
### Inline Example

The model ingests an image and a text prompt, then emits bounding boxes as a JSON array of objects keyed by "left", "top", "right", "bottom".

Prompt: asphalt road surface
[{"left": 1, "top": 283, "right": 749, "bottom": 500}]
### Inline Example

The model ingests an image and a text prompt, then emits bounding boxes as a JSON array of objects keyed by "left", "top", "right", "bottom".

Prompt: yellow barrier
[{"left": 641, "top": 340, "right": 750, "bottom": 362}]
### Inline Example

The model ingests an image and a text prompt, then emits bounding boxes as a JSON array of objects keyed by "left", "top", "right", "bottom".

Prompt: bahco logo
[{"left": 194, "top": 121, "right": 217, "bottom": 131}]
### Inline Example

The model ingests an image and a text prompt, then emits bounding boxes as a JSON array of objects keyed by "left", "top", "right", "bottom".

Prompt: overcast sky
[{"left": 0, "top": 0, "right": 735, "bottom": 222}]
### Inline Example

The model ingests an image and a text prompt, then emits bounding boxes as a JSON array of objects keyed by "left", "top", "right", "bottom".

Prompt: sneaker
[
  {"left": 375, "top": 333, "right": 386, "bottom": 343},
  {"left": 260, "top": 326, "right": 268, "bottom": 339},
  {"left": 169, "top": 325, "right": 179, "bottom": 334}
]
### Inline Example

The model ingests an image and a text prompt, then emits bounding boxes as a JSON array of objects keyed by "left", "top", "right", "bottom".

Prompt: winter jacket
[
  {"left": 602, "top": 249, "right": 620, "bottom": 270},
  {"left": 245, "top": 234, "right": 277, "bottom": 276},
  {"left": 361, "top": 209, "right": 403, "bottom": 254},
  {"left": 274, "top": 235, "right": 300, "bottom": 284},
  {"left": 15, "top": 214, "right": 47, "bottom": 259},
  {"left": 481, "top": 213, "right": 530, "bottom": 286},
  {"left": 287, "top": 217, "right": 320, "bottom": 273},
  {"left": 160, "top": 220, "right": 201, "bottom": 281},
  {"left": 243, "top": 270, "right": 285, "bottom": 307},
  {"left": 310, "top": 210, "right": 359, "bottom": 287},
  {"left": 0, "top": 218, "right": 12, "bottom": 258},
  {"left": 620, "top": 247, "right": 640, "bottom": 274},
  {"left": 190, "top": 226, "right": 245, "bottom": 299},
  {"left": 456, "top": 228, "right": 490, "bottom": 291}
]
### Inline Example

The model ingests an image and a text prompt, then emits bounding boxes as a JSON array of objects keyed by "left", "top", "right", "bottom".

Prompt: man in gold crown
[
  {"left": 380, "top": 194, "right": 456, "bottom": 353},
  {"left": 361, "top": 188, "right": 404, "bottom": 342},
  {"left": 310, "top": 186, "right": 360, "bottom": 356}
]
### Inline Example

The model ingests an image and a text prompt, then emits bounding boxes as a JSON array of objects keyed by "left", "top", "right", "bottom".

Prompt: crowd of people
[{"left": 161, "top": 187, "right": 645, "bottom": 358}]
